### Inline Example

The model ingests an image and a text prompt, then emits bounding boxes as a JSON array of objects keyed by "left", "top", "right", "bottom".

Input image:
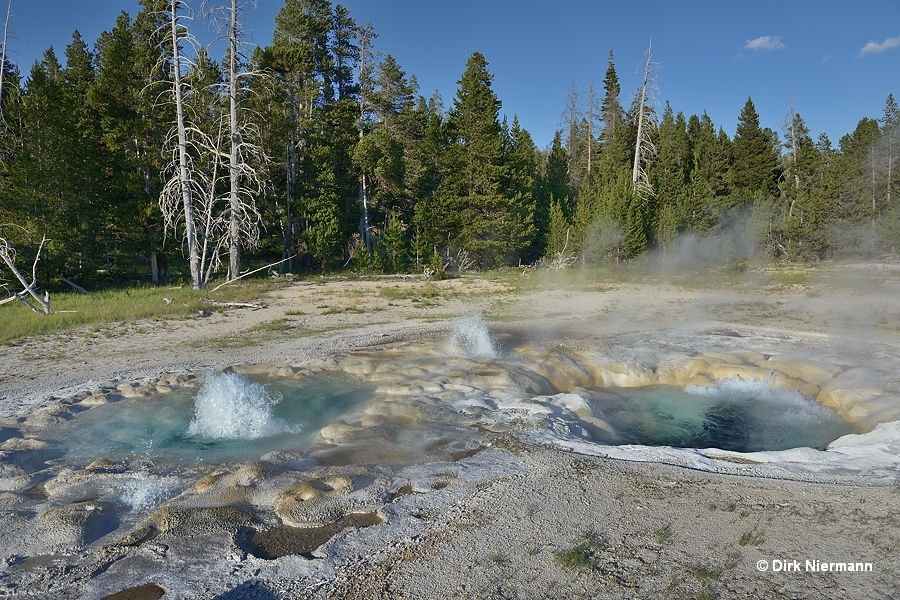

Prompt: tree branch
[
  {"left": 0, "top": 234, "right": 51, "bottom": 314},
  {"left": 208, "top": 254, "right": 297, "bottom": 292}
]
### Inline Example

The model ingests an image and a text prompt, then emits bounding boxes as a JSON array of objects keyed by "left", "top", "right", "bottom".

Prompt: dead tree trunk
[
  {"left": 170, "top": 0, "right": 202, "bottom": 290},
  {"left": 227, "top": 0, "right": 242, "bottom": 281},
  {"left": 357, "top": 24, "right": 376, "bottom": 252},
  {"left": 201, "top": 0, "right": 264, "bottom": 281},
  {"left": 0, "top": 234, "right": 51, "bottom": 314},
  {"left": 0, "top": 0, "right": 11, "bottom": 121},
  {"left": 631, "top": 40, "right": 657, "bottom": 201}
]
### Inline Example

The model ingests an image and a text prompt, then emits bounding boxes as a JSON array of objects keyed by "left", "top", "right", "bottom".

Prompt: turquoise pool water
[
  {"left": 47, "top": 373, "right": 373, "bottom": 466},
  {"left": 600, "top": 378, "right": 855, "bottom": 451}
]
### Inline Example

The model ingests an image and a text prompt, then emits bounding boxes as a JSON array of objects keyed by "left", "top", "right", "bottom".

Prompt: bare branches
[
  {"left": 546, "top": 228, "right": 577, "bottom": 270},
  {"left": 155, "top": 0, "right": 269, "bottom": 289},
  {"left": 0, "top": 230, "right": 51, "bottom": 314},
  {"left": 0, "top": 0, "right": 11, "bottom": 122},
  {"left": 632, "top": 40, "right": 659, "bottom": 203},
  {"left": 167, "top": 0, "right": 202, "bottom": 289},
  {"left": 199, "top": 0, "right": 258, "bottom": 61}
]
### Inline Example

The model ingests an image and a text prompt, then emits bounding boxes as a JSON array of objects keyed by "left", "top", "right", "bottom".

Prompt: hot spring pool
[
  {"left": 33, "top": 313, "right": 865, "bottom": 476},
  {"left": 46, "top": 372, "right": 374, "bottom": 466},
  {"left": 596, "top": 378, "right": 856, "bottom": 452},
  {"left": 44, "top": 362, "right": 857, "bottom": 471}
]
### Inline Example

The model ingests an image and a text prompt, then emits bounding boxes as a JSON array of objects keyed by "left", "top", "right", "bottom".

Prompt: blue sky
[{"left": 6, "top": 0, "right": 899, "bottom": 149}]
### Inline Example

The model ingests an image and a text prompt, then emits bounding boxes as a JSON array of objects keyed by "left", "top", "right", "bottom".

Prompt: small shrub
[
  {"left": 553, "top": 530, "right": 606, "bottom": 572},
  {"left": 654, "top": 523, "right": 673, "bottom": 544},
  {"left": 738, "top": 525, "right": 765, "bottom": 547}
]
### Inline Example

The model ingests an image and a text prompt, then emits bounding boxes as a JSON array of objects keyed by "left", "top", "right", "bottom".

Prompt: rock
[
  {"left": 80, "top": 393, "right": 109, "bottom": 406},
  {"left": 817, "top": 368, "right": 890, "bottom": 424},
  {"left": 0, "top": 437, "right": 50, "bottom": 451},
  {"left": 762, "top": 358, "right": 843, "bottom": 386},
  {"left": 148, "top": 505, "right": 256, "bottom": 537},
  {"left": 275, "top": 475, "right": 366, "bottom": 527}
]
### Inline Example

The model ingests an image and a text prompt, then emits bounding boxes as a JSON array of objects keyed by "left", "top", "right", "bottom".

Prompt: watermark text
[{"left": 756, "top": 559, "right": 873, "bottom": 573}]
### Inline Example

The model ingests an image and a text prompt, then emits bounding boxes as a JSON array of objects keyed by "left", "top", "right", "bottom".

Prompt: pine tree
[
  {"left": 730, "top": 97, "right": 778, "bottom": 204},
  {"left": 651, "top": 103, "right": 690, "bottom": 248},
  {"left": 375, "top": 209, "right": 406, "bottom": 272},
  {"left": 545, "top": 199, "right": 571, "bottom": 258},
  {"left": 14, "top": 50, "right": 72, "bottom": 274},
  {"left": 91, "top": 5, "right": 171, "bottom": 282},
  {"left": 431, "top": 52, "right": 533, "bottom": 267},
  {"left": 597, "top": 51, "right": 631, "bottom": 182},
  {"left": 776, "top": 110, "right": 828, "bottom": 258},
  {"left": 839, "top": 117, "right": 881, "bottom": 227},
  {"left": 63, "top": 31, "right": 109, "bottom": 277},
  {"left": 600, "top": 51, "right": 624, "bottom": 147},
  {"left": 264, "top": 0, "right": 361, "bottom": 271},
  {"left": 542, "top": 131, "right": 569, "bottom": 209},
  {"left": 354, "top": 53, "right": 418, "bottom": 229},
  {"left": 504, "top": 115, "right": 539, "bottom": 260},
  {"left": 531, "top": 130, "right": 567, "bottom": 256}
]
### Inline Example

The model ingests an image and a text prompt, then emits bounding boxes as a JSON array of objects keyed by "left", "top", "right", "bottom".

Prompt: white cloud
[
  {"left": 858, "top": 36, "right": 900, "bottom": 57},
  {"left": 744, "top": 36, "right": 785, "bottom": 52}
]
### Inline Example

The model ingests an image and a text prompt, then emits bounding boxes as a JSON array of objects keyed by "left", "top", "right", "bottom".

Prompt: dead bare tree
[
  {"left": 202, "top": 0, "right": 267, "bottom": 282},
  {"left": 546, "top": 228, "right": 577, "bottom": 271},
  {"left": 161, "top": 117, "right": 230, "bottom": 289},
  {"left": 225, "top": 0, "right": 243, "bottom": 280},
  {"left": 196, "top": 120, "right": 228, "bottom": 286},
  {"left": 631, "top": 40, "right": 658, "bottom": 202},
  {"left": 0, "top": 0, "right": 11, "bottom": 122},
  {"left": 158, "top": 0, "right": 203, "bottom": 290},
  {"left": 158, "top": 0, "right": 266, "bottom": 289},
  {"left": 356, "top": 23, "right": 377, "bottom": 252},
  {"left": 0, "top": 228, "right": 51, "bottom": 314}
]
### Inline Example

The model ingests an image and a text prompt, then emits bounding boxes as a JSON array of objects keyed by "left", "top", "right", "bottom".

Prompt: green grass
[
  {"left": 691, "top": 565, "right": 725, "bottom": 581},
  {"left": 377, "top": 284, "right": 443, "bottom": 300},
  {"left": 198, "top": 316, "right": 310, "bottom": 349},
  {"left": 0, "top": 278, "right": 286, "bottom": 345},
  {"left": 553, "top": 530, "right": 606, "bottom": 572},
  {"left": 654, "top": 523, "right": 674, "bottom": 544},
  {"left": 691, "top": 552, "right": 741, "bottom": 582},
  {"left": 696, "top": 587, "right": 719, "bottom": 600},
  {"left": 738, "top": 525, "right": 765, "bottom": 547}
]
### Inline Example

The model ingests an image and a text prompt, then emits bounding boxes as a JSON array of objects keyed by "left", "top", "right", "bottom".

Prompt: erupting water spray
[
  {"left": 449, "top": 313, "right": 498, "bottom": 359},
  {"left": 187, "top": 372, "right": 296, "bottom": 440}
]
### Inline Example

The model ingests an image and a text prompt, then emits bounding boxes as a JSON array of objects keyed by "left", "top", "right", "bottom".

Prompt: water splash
[
  {"left": 449, "top": 313, "right": 498, "bottom": 359},
  {"left": 187, "top": 372, "right": 295, "bottom": 440},
  {"left": 120, "top": 472, "right": 174, "bottom": 511}
]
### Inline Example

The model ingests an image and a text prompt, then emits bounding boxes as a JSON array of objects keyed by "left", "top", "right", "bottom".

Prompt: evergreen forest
[{"left": 1, "top": 0, "right": 898, "bottom": 295}]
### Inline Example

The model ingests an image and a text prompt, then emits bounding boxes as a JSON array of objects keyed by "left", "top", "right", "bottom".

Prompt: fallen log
[
  {"left": 204, "top": 300, "right": 268, "bottom": 310},
  {"left": 58, "top": 275, "right": 88, "bottom": 294},
  {"left": 209, "top": 254, "right": 298, "bottom": 293}
]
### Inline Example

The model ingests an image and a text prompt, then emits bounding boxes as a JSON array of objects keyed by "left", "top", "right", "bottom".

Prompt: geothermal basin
[{"left": 1, "top": 275, "right": 900, "bottom": 598}]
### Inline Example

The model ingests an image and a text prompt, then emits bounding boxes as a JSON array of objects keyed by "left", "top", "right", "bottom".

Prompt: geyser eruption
[
  {"left": 187, "top": 372, "right": 295, "bottom": 440},
  {"left": 449, "top": 313, "right": 498, "bottom": 359}
]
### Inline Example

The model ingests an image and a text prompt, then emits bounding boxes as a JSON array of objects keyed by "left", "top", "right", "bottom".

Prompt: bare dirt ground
[{"left": 1, "top": 266, "right": 900, "bottom": 599}]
